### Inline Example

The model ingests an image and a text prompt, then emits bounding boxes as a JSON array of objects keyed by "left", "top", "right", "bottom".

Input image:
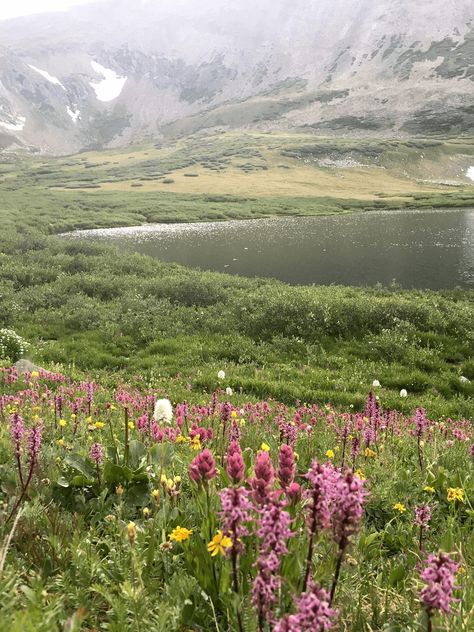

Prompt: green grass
[
  {"left": 0, "top": 132, "right": 473, "bottom": 631},
  {"left": 1, "top": 133, "right": 474, "bottom": 234},
  {"left": 1, "top": 229, "right": 472, "bottom": 418},
  {"left": 0, "top": 133, "right": 473, "bottom": 416}
]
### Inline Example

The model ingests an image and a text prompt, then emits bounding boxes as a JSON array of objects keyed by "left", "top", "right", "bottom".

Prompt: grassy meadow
[{"left": 0, "top": 132, "right": 473, "bottom": 630}]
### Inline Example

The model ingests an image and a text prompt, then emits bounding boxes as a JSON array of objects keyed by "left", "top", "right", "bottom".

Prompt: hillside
[{"left": 1, "top": 0, "right": 474, "bottom": 153}]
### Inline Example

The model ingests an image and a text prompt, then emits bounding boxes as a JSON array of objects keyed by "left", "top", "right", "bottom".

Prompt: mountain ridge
[{"left": 1, "top": 0, "right": 473, "bottom": 154}]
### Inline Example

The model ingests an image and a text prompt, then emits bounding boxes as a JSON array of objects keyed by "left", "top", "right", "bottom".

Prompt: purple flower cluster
[
  {"left": 304, "top": 460, "right": 339, "bottom": 532},
  {"left": 226, "top": 440, "right": 245, "bottom": 484},
  {"left": 219, "top": 486, "right": 253, "bottom": 555},
  {"left": 331, "top": 470, "right": 367, "bottom": 550},
  {"left": 415, "top": 407, "right": 428, "bottom": 438},
  {"left": 252, "top": 497, "right": 294, "bottom": 624},
  {"left": 189, "top": 448, "right": 217, "bottom": 484},
  {"left": 250, "top": 450, "right": 275, "bottom": 505},
  {"left": 89, "top": 442, "right": 104, "bottom": 464},
  {"left": 420, "top": 553, "right": 459, "bottom": 614},
  {"left": 415, "top": 504, "right": 432, "bottom": 528},
  {"left": 10, "top": 412, "right": 25, "bottom": 457},
  {"left": 274, "top": 579, "right": 338, "bottom": 632},
  {"left": 136, "top": 413, "right": 149, "bottom": 435},
  {"left": 278, "top": 443, "right": 296, "bottom": 490},
  {"left": 27, "top": 421, "right": 43, "bottom": 467}
]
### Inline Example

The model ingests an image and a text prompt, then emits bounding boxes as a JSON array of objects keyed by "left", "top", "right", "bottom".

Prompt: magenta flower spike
[
  {"left": 278, "top": 443, "right": 296, "bottom": 490},
  {"left": 274, "top": 579, "right": 338, "bottom": 631},
  {"left": 189, "top": 448, "right": 217, "bottom": 485},
  {"left": 420, "top": 553, "right": 459, "bottom": 616},
  {"left": 226, "top": 440, "right": 245, "bottom": 484}
]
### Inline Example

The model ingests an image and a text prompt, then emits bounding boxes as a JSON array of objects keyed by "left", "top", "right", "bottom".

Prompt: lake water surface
[{"left": 66, "top": 208, "right": 474, "bottom": 289}]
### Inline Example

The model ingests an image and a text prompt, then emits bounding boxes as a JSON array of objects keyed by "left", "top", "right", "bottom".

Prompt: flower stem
[
  {"left": 329, "top": 546, "right": 345, "bottom": 606},
  {"left": 124, "top": 407, "right": 129, "bottom": 467}
]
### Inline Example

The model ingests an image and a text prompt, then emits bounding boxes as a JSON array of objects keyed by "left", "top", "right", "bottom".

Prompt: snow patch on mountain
[
  {"left": 0, "top": 116, "right": 26, "bottom": 131},
  {"left": 467, "top": 167, "right": 474, "bottom": 181},
  {"left": 28, "top": 64, "right": 66, "bottom": 90},
  {"left": 67, "top": 106, "right": 81, "bottom": 123},
  {"left": 90, "top": 60, "right": 127, "bottom": 102}
]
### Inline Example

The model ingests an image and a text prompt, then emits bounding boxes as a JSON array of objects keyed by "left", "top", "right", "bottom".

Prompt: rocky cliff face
[{"left": 1, "top": 0, "right": 473, "bottom": 154}]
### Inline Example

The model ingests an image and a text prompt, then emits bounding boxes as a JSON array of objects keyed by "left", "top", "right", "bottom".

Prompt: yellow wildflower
[
  {"left": 127, "top": 521, "right": 137, "bottom": 543},
  {"left": 31, "top": 371, "right": 39, "bottom": 378},
  {"left": 240, "top": 418, "right": 246, "bottom": 427},
  {"left": 57, "top": 438, "right": 65, "bottom": 447},
  {"left": 175, "top": 434, "right": 186, "bottom": 444},
  {"left": 151, "top": 489, "right": 160, "bottom": 501},
  {"left": 191, "top": 436, "right": 202, "bottom": 450},
  {"left": 424, "top": 486, "right": 435, "bottom": 493},
  {"left": 231, "top": 411, "right": 237, "bottom": 418},
  {"left": 116, "top": 485, "right": 124, "bottom": 496},
  {"left": 95, "top": 421, "right": 105, "bottom": 429},
  {"left": 260, "top": 443, "right": 270, "bottom": 452},
  {"left": 128, "top": 421, "right": 134, "bottom": 430},
  {"left": 393, "top": 503, "right": 406, "bottom": 513},
  {"left": 207, "top": 530, "right": 232, "bottom": 557},
  {"left": 447, "top": 487, "right": 464, "bottom": 503},
  {"left": 365, "top": 448, "right": 376, "bottom": 458},
  {"left": 160, "top": 474, "right": 168, "bottom": 484},
  {"left": 143, "top": 507, "right": 150, "bottom": 518},
  {"left": 355, "top": 469, "right": 366, "bottom": 481},
  {"left": 326, "top": 449, "right": 335, "bottom": 459},
  {"left": 59, "top": 419, "right": 67, "bottom": 427},
  {"left": 169, "top": 526, "right": 193, "bottom": 543}
]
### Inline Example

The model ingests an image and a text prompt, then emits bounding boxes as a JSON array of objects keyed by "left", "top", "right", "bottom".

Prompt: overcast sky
[{"left": 0, "top": 0, "right": 104, "bottom": 21}]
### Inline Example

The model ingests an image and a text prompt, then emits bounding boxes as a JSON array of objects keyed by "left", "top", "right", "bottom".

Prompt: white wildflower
[
  {"left": 399, "top": 389, "right": 408, "bottom": 398},
  {"left": 153, "top": 398, "right": 173, "bottom": 424},
  {"left": 372, "top": 379, "right": 381, "bottom": 387},
  {"left": 217, "top": 370, "right": 226, "bottom": 380},
  {"left": 225, "top": 387, "right": 233, "bottom": 396}
]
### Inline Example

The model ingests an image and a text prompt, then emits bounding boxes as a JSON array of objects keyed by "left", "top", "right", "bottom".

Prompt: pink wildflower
[
  {"left": 420, "top": 553, "right": 459, "bottom": 615},
  {"left": 189, "top": 448, "right": 217, "bottom": 484},
  {"left": 278, "top": 443, "right": 295, "bottom": 490},
  {"left": 274, "top": 579, "right": 338, "bottom": 632},
  {"left": 252, "top": 497, "right": 293, "bottom": 625},
  {"left": 89, "top": 442, "right": 104, "bottom": 464},
  {"left": 219, "top": 486, "right": 253, "bottom": 555},
  {"left": 250, "top": 450, "right": 275, "bottom": 505},
  {"left": 226, "top": 440, "right": 245, "bottom": 484}
]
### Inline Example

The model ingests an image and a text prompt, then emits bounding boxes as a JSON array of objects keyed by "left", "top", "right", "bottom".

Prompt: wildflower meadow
[{"left": 1, "top": 366, "right": 472, "bottom": 631}]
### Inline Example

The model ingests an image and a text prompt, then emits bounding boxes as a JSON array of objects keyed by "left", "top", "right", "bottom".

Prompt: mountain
[{"left": 1, "top": 0, "right": 473, "bottom": 154}]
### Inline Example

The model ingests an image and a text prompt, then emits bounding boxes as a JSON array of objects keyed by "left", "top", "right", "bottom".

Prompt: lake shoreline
[{"left": 61, "top": 207, "right": 474, "bottom": 290}]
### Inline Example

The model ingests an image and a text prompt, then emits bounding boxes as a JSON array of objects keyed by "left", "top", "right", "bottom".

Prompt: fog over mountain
[{"left": 1, "top": 0, "right": 473, "bottom": 153}]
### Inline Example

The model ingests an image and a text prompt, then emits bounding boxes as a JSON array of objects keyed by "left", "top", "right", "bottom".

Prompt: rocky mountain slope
[{"left": 1, "top": 0, "right": 473, "bottom": 154}]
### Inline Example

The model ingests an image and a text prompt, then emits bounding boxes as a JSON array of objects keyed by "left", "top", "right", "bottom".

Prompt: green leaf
[
  {"left": 363, "top": 532, "right": 380, "bottom": 547},
  {"left": 103, "top": 461, "right": 133, "bottom": 484},
  {"left": 64, "top": 453, "right": 96, "bottom": 479},
  {"left": 389, "top": 563, "right": 407, "bottom": 586},
  {"left": 71, "top": 475, "right": 95, "bottom": 487},
  {"left": 56, "top": 476, "right": 70, "bottom": 488},
  {"left": 128, "top": 440, "right": 146, "bottom": 470},
  {"left": 149, "top": 443, "right": 174, "bottom": 468}
]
